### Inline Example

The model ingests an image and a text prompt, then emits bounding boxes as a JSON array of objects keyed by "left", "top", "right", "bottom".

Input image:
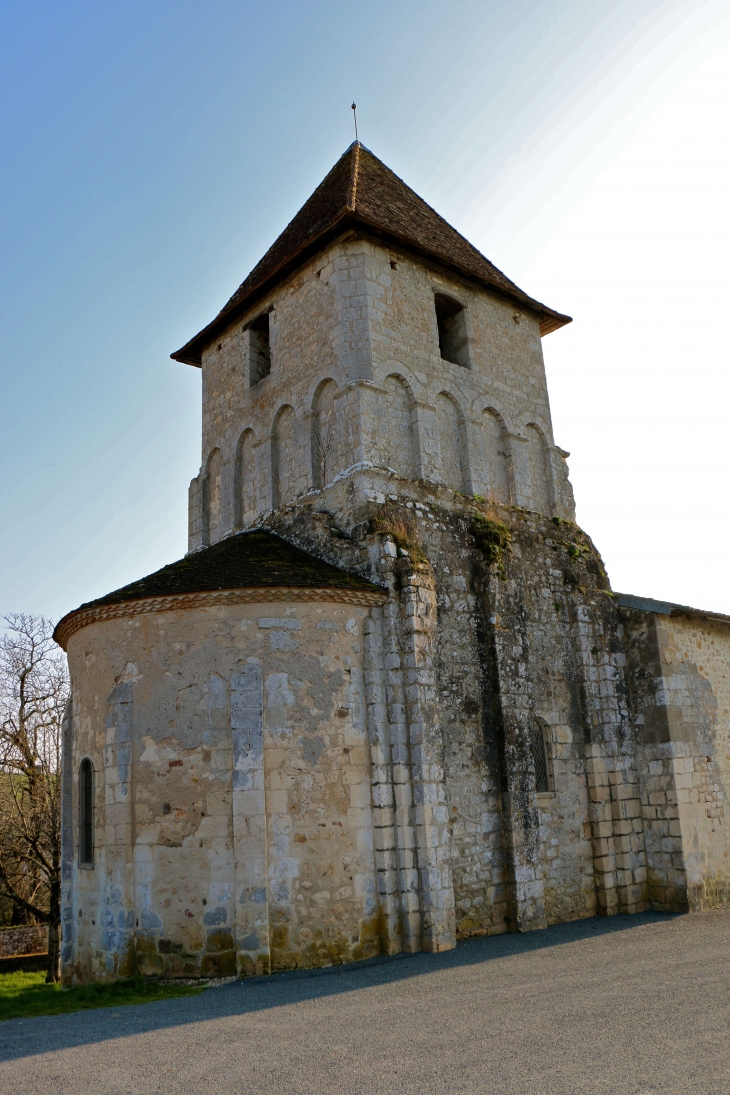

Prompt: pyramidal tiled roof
[{"left": 172, "top": 143, "right": 570, "bottom": 365}]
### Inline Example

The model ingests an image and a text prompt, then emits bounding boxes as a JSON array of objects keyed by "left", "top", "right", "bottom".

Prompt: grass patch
[
  {"left": 0, "top": 970, "right": 204, "bottom": 1023},
  {"left": 566, "top": 542, "right": 591, "bottom": 561},
  {"left": 372, "top": 509, "right": 428, "bottom": 566}
]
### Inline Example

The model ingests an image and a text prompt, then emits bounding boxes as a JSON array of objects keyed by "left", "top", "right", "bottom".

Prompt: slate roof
[
  {"left": 53, "top": 531, "right": 385, "bottom": 643},
  {"left": 172, "top": 143, "right": 571, "bottom": 365},
  {"left": 614, "top": 593, "right": 730, "bottom": 628}
]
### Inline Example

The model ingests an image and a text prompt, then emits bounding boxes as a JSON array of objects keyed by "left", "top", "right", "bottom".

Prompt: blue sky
[{"left": 1, "top": 0, "right": 728, "bottom": 621}]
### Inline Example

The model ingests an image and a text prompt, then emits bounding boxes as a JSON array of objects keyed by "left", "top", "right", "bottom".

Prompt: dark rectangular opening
[
  {"left": 249, "top": 312, "right": 271, "bottom": 385},
  {"left": 435, "top": 294, "right": 470, "bottom": 368},
  {"left": 79, "top": 759, "right": 94, "bottom": 865}
]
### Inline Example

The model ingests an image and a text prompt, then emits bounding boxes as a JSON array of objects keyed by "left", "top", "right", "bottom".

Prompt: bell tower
[{"left": 172, "top": 142, "right": 575, "bottom": 552}]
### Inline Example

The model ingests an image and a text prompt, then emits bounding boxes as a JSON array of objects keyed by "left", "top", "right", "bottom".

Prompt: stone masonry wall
[
  {"left": 62, "top": 483, "right": 730, "bottom": 982},
  {"left": 63, "top": 600, "right": 378, "bottom": 983},
  {"left": 266, "top": 487, "right": 650, "bottom": 941},
  {"left": 624, "top": 608, "right": 730, "bottom": 911},
  {"left": 663, "top": 615, "right": 730, "bottom": 823},
  {"left": 0, "top": 925, "right": 48, "bottom": 958}
]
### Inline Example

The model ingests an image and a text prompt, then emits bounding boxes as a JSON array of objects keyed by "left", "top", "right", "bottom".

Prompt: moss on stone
[{"left": 471, "top": 513, "right": 512, "bottom": 577}]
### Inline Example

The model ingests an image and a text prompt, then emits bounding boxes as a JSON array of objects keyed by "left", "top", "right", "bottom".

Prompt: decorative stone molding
[{"left": 55, "top": 585, "right": 388, "bottom": 650}]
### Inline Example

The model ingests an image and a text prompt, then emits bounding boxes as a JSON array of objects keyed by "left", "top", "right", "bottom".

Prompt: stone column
[
  {"left": 411, "top": 401, "right": 439, "bottom": 484},
  {"left": 363, "top": 607, "right": 404, "bottom": 955},
  {"left": 254, "top": 436, "right": 274, "bottom": 514},
  {"left": 463, "top": 416, "right": 488, "bottom": 497},
  {"left": 231, "top": 663, "right": 271, "bottom": 976},
  {"left": 380, "top": 587, "right": 423, "bottom": 952},
  {"left": 486, "top": 600, "right": 548, "bottom": 932},
  {"left": 506, "top": 434, "right": 532, "bottom": 509},
  {"left": 572, "top": 601, "right": 648, "bottom": 916},
  {"left": 349, "top": 380, "right": 386, "bottom": 470},
  {"left": 220, "top": 455, "right": 235, "bottom": 540},
  {"left": 188, "top": 475, "right": 203, "bottom": 553},
  {"left": 398, "top": 560, "right": 456, "bottom": 952}
]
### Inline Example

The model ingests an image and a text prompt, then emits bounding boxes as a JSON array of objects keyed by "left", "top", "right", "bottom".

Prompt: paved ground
[{"left": 1, "top": 909, "right": 729, "bottom": 1094}]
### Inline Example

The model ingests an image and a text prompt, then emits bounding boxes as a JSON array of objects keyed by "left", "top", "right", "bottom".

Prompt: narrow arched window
[
  {"left": 79, "top": 759, "right": 94, "bottom": 865},
  {"left": 530, "top": 720, "right": 553, "bottom": 794}
]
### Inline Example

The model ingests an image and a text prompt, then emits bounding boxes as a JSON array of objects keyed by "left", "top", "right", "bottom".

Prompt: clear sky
[{"left": 1, "top": 0, "right": 728, "bottom": 623}]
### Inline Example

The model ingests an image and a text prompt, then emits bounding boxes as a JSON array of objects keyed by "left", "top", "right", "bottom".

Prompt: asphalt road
[{"left": 1, "top": 909, "right": 729, "bottom": 1094}]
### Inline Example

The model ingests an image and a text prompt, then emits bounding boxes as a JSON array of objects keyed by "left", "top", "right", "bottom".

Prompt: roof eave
[
  {"left": 171, "top": 214, "right": 571, "bottom": 366},
  {"left": 348, "top": 215, "right": 572, "bottom": 336},
  {"left": 539, "top": 313, "right": 572, "bottom": 337},
  {"left": 614, "top": 592, "right": 730, "bottom": 629}
]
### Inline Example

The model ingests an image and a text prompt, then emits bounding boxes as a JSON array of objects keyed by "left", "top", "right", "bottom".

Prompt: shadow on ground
[{"left": 0, "top": 912, "right": 679, "bottom": 1061}]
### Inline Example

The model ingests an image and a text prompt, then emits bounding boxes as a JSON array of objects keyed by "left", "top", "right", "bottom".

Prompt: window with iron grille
[
  {"left": 530, "top": 720, "right": 553, "bottom": 793},
  {"left": 79, "top": 758, "right": 94, "bottom": 865}
]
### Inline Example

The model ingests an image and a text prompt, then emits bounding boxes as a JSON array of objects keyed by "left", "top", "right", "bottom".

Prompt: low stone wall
[{"left": 0, "top": 925, "right": 48, "bottom": 957}]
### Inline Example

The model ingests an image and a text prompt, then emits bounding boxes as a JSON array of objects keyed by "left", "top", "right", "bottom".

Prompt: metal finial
[{"left": 351, "top": 102, "right": 358, "bottom": 142}]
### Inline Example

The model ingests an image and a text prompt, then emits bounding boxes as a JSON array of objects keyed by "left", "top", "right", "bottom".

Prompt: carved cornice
[{"left": 54, "top": 585, "right": 388, "bottom": 650}]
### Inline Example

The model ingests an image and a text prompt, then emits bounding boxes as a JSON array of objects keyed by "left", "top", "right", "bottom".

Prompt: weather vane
[{"left": 351, "top": 101, "right": 358, "bottom": 142}]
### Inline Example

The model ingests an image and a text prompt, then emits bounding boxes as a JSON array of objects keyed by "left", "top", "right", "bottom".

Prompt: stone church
[{"left": 55, "top": 142, "right": 730, "bottom": 984}]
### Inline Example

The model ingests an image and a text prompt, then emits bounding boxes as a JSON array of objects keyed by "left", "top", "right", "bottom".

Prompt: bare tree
[{"left": 0, "top": 614, "right": 69, "bottom": 982}]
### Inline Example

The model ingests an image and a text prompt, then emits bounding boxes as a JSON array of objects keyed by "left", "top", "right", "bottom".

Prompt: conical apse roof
[{"left": 172, "top": 143, "right": 570, "bottom": 366}]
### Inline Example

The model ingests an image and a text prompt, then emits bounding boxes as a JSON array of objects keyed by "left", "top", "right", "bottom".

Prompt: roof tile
[{"left": 54, "top": 530, "right": 385, "bottom": 643}]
